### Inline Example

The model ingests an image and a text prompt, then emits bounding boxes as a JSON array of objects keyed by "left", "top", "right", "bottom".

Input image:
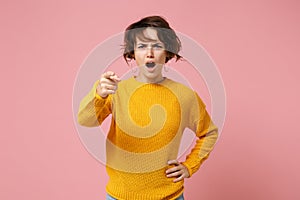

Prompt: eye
[
  {"left": 137, "top": 44, "right": 146, "bottom": 49},
  {"left": 153, "top": 44, "right": 163, "bottom": 49}
]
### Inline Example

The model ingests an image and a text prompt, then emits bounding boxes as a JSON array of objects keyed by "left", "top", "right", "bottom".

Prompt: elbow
[
  {"left": 77, "top": 114, "right": 88, "bottom": 127},
  {"left": 77, "top": 116, "right": 87, "bottom": 127},
  {"left": 77, "top": 113, "right": 99, "bottom": 127}
]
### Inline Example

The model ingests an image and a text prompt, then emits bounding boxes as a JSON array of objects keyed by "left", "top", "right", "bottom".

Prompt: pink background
[{"left": 2, "top": 0, "right": 300, "bottom": 199}]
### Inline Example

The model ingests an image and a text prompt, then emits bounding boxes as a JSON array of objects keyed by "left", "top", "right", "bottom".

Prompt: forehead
[{"left": 135, "top": 28, "right": 162, "bottom": 43}]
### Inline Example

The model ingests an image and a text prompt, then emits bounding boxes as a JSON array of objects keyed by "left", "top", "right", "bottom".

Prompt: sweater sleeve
[
  {"left": 182, "top": 92, "right": 219, "bottom": 177},
  {"left": 77, "top": 80, "right": 112, "bottom": 127}
]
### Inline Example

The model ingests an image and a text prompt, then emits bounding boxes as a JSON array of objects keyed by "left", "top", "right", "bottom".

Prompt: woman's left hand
[{"left": 165, "top": 160, "right": 190, "bottom": 183}]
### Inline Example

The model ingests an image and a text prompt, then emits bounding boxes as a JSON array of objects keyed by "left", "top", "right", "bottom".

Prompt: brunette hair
[{"left": 123, "top": 16, "right": 182, "bottom": 64}]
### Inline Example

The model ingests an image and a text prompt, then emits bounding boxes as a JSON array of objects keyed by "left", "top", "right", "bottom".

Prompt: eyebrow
[{"left": 136, "top": 42, "right": 164, "bottom": 45}]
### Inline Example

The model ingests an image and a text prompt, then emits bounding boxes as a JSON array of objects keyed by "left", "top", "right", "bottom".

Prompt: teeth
[{"left": 146, "top": 62, "right": 155, "bottom": 68}]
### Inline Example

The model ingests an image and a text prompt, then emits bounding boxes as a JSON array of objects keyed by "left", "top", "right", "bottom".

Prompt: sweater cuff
[
  {"left": 94, "top": 89, "right": 108, "bottom": 100},
  {"left": 181, "top": 157, "right": 204, "bottom": 177},
  {"left": 181, "top": 162, "right": 192, "bottom": 178},
  {"left": 93, "top": 80, "right": 105, "bottom": 99}
]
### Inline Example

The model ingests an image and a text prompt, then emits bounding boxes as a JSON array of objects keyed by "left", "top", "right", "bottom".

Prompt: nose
[{"left": 146, "top": 46, "right": 154, "bottom": 58}]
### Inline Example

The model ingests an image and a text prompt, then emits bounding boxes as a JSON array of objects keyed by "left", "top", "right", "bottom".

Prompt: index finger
[
  {"left": 109, "top": 75, "right": 121, "bottom": 82},
  {"left": 102, "top": 71, "right": 121, "bottom": 83},
  {"left": 102, "top": 71, "right": 115, "bottom": 79}
]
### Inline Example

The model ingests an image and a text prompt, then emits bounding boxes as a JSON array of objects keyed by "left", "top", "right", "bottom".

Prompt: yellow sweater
[{"left": 78, "top": 77, "right": 218, "bottom": 200}]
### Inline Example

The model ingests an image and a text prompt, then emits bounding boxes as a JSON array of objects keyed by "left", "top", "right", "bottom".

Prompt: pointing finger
[
  {"left": 109, "top": 75, "right": 121, "bottom": 82},
  {"left": 103, "top": 71, "right": 115, "bottom": 79}
]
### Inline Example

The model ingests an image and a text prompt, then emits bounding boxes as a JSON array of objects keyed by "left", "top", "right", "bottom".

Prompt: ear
[{"left": 128, "top": 50, "right": 135, "bottom": 59}]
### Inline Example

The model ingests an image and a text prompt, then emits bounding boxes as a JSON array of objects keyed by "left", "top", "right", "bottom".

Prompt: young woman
[{"left": 78, "top": 16, "right": 219, "bottom": 200}]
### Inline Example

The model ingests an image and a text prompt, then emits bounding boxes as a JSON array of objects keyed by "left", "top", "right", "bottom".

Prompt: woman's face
[{"left": 134, "top": 28, "right": 167, "bottom": 83}]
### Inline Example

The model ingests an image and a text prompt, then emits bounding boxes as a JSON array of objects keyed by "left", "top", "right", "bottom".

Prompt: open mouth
[{"left": 145, "top": 62, "right": 155, "bottom": 68}]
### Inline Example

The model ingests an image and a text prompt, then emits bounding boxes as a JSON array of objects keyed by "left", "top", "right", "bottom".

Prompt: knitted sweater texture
[{"left": 78, "top": 77, "right": 218, "bottom": 200}]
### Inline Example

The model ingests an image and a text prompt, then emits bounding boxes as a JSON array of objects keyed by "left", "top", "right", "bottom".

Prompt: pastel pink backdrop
[{"left": 2, "top": 0, "right": 299, "bottom": 199}]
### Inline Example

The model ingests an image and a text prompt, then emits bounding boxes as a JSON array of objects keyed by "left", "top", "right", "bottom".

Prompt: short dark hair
[{"left": 123, "top": 16, "right": 182, "bottom": 64}]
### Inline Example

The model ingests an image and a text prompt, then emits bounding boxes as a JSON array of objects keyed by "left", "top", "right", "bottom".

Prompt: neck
[{"left": 135, "top": 75, "right": 165, "bottom": 84}]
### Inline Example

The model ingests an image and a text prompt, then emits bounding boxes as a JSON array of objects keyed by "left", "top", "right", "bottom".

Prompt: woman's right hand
[{"left": 96, "top": 71, "right": 121, "bottom": 98}]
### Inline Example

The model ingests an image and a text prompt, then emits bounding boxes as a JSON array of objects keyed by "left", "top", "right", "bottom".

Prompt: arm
[
  {"left": 166, "top": 92, "right": 219, "bottom": 182},
  {"left": 182, "top": 93, "right": 219, "bottom": 177},
  {"left": 77, "top": 71, "right": 120, "bottom": 127},
  {"left": 77, "top": 80, "right": 112, "bottom": 127}
]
